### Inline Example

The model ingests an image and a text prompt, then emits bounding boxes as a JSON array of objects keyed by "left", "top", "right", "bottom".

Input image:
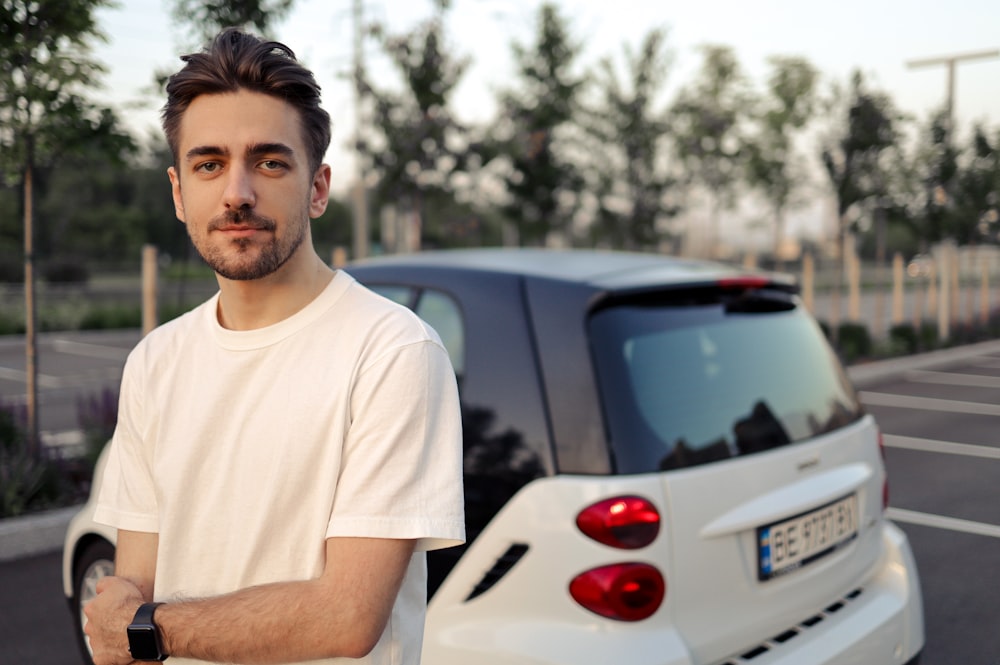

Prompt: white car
[{"left": 65, "top": 249, "right": 924, "bottom": 664}]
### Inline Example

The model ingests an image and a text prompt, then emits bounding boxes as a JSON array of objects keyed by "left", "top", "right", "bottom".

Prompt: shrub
[
  {"left": 836, "top": 322, "right": 872, "bottom": 363},
  {"left": 43, "top": 260, "right": 89, "bottom": 284},
  {"left": 0, "top": 404, "right": 75, "bottom": 518},
  {"left": 888, "top": 323, "right": 918, "bottom": 356}
]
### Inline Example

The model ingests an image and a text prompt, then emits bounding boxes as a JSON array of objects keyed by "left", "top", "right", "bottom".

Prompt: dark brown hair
[{"left": 161, "top": 28, "right": 331, "bottom": 173}]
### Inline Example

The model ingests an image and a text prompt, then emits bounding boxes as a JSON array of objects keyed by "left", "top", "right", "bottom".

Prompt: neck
[{"left": 215, "top": 249, "right": 335, "bottom": 331}]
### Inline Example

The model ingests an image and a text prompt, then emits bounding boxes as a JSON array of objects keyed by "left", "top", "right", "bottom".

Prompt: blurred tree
[
  {"left": 488, "top": 2, "right": 587, "bottom": 246},
  {"left": 957, "top": 125, "right": 1000, "bottom": 244},
  {"left": 0, "top": 0, "right": 134, "bottom": 452},
  {"left": 913, "top": 110, "right": 961, "bottom": 247},
  {"left": 583, "top": 28, "right": 680, "bottom": 250},
  {"left": 819, "top": 71, "right": 902, "bottom": 339},
  {"left": 669, "top": 45, "right": 752, "bottom": 257},
  {"left": 359, "top": 0, "right": 474, "bottom": 252},
  {"left": 171, "top": 0, "right": 293, "bottom": 44},
  {"left": 743, "top": 56, "right": 818, "bottom": 265}
]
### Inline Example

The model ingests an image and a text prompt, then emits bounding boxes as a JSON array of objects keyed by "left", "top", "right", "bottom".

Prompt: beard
[{"left": 193, "top": 208, "right": 308, "bottom": 281}]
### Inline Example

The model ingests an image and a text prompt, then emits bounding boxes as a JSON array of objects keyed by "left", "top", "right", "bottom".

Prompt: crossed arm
[{"left": 84, "top": 529, "right": 417, "bottom": 665}]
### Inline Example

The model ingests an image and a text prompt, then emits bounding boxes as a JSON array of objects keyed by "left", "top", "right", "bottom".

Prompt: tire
[{"left": 70, "top": 538, "right": 116, "bottom": 665}]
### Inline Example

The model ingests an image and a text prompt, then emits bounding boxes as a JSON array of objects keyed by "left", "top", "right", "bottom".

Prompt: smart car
[{"left": 64, "top": 248, "right": 924, "bottom": 664}]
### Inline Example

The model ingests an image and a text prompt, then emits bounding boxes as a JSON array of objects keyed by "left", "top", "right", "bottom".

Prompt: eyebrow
[{"left": 184, "top": 142, "right": 296, "bottom": 162}]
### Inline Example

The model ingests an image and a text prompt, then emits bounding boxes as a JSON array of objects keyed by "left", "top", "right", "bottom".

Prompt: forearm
[
  {"left": 158, "top": 576, "right": 378, "bottom": 663},
  {"left": 157, "top": 537, "right": 415, "bottom": 664}
]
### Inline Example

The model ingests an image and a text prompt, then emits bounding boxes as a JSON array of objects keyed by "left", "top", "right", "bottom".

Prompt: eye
[
  {"left": 259, "top": 159, "right": 288, "bottom": 172},
  {"left": 195, "top": 161, "right": 221, "bottom": 174}
]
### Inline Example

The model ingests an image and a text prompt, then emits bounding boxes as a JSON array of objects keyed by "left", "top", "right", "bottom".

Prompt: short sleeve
[
  {"left": 93, "top": 350, "right": 160, "bottom": 533},
  {"left": 326, "top": 336, "right": 465, "bottom": 552}
]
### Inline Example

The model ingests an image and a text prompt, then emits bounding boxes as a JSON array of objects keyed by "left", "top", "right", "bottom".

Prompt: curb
[{"left": 0, "top": 505, "right": 79, "bottom": 563}]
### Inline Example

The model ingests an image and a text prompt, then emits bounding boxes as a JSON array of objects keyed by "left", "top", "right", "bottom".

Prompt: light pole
[{"left": 906, "top": 48, "right": 999, "bottom": 140}]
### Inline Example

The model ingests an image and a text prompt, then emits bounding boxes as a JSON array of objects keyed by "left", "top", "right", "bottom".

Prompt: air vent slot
[{"left": 465, "top": 543, "right": 529, "bottom": 601}]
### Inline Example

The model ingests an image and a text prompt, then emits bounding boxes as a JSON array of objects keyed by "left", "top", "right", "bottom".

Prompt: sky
[{"left": 92, "top": 0, "right": 1000, "bottom": 243}]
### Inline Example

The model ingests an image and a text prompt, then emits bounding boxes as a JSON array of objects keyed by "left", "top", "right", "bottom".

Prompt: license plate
[{"left": 757, "top": 495, "right": 858, "bottom": 581}]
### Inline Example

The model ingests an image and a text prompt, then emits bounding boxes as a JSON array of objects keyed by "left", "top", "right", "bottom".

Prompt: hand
[{"left": 83, "top": 576, "right": 144, "bottom": 665}]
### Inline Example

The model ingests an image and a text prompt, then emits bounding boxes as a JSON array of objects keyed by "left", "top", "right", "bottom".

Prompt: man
[{"left": 84, "top": 28, "right": 465, "bottom": 665}]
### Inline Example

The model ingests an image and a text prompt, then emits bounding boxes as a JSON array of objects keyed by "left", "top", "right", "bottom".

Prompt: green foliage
[
  {"left": 669, "top": 45, "right": 753, "bottom": 246},
  {"left": 0, "top": 0, "right": 134, "bottom": 183},
  {"left": 361, "top": 2, "right": 473, "bottom": 251},
  {"left": 887, "top": 323, "right": 918, "bottom": 356},
  {"left": 585, "top": 28, "right": 679, "bottom": 250},
  {"left": 835, "top": 322, "right": 872, "bottom": 363},
  {"left": 0, "top": 404, "right": 73, "bottom": 518},
  {"left": 170, "top": 0, "right": 293, "bottom": 45},
  {"left": 490, "top": 2, "right": 587, "bottom": 245},
  {"left": 744, "top": 56, "right": 818, "bottom": 259}
]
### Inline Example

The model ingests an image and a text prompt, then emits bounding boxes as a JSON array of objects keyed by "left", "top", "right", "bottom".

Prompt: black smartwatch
[{"left": 127, "top": 602, "right": 168, "bottom": 661}]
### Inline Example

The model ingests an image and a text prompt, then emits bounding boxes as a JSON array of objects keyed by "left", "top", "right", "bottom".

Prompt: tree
[
  {"left": 359, "top": 0, "right": 473, "bottom": 251},
  {"left": 171, "top": 0, "right": 293, "bottom": 44},
  {"left": 819, "top": 71, "right": 902, "bottom": 339},
  {"left": 583, "top": 28, "right": 679, "bottom": 250},
  {"left": 744, "top": 56, "right": 818, "bottom": 264},
  {"left": 0, "top": 0, "right": 134, "bottom": 453},
  {"left": 669, "top": 45, "right": 752, "bottom": 257},
  {"left": 957, "top": 125, "right": 1000, "bottom": 244},
  {"left": 488, "top": 2, "right": 587, "bottom": 246}
]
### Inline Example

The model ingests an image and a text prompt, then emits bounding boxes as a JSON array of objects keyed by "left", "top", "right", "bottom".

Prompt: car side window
[{"left": 415, "top": 290, "right": 465, "bottom": 376}]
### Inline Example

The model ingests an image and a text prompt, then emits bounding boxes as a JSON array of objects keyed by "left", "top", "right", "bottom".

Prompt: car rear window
[{"left": 589, "top": 291, "right": 863, "bottom": 473}]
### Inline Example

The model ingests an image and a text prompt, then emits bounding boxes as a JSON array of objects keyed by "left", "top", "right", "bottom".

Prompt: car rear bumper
[
  {"left": 423, "top": 521, "right": 923, "bottom": 665},
  {"left": 709, "top": 520, "right": 924, "bottom": 665}
]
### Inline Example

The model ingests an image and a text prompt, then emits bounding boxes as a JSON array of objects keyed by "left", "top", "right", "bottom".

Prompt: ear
[
  {"left": 167, "top": 166, "right": 186, "bottom": 223},
  {"left": 308, "top": 164, "right": 332, "bottom": 219}
]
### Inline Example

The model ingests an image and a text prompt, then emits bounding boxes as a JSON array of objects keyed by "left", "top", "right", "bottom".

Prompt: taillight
[
  {"left": 878, "top": 429, "right": 889, "bottom": 511},
  {"left": 576, "top": 495, "right": 660, "bottom": 549},
  {"left": 569, "top": 563, "right": 665, "bottom": 621}
]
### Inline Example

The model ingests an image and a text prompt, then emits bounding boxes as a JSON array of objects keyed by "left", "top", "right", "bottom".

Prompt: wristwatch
[{"left": 127, "top": 602, "right": 168, "bottom": 661}]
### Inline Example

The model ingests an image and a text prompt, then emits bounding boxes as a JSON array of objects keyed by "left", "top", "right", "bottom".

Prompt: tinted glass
[
  {"left": 415, "top": 290, "right": 465, "bottom": 376},
  {"left": 589, "top": 296, "right": 863, "bottom": 473}
]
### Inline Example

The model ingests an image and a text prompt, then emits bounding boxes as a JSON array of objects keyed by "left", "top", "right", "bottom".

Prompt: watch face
[{"left": 128, "top": 624, "right": 165, "bottom": 661}]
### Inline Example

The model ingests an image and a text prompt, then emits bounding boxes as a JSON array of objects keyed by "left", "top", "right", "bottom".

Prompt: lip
[{"left": 216, "top": 225, "right": 269, "bottom": 238}]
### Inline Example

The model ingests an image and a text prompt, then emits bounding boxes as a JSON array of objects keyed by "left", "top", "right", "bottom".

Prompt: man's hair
[{"left": 162, "top": 28, "right": 331, "bottom": 173}]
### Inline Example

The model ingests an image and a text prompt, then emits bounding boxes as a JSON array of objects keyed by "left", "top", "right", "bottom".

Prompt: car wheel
[{"left": 71, "top": 538, "right": 116, "bottom": 664}]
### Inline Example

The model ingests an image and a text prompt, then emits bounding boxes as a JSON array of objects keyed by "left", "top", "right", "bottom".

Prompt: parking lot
[{"left": 850, "top": 340, "right": 1000, "bottom": 664}]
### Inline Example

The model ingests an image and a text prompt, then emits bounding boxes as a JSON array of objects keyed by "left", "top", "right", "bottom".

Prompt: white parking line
[
  {"left": 859, "top": 391, "right": 1000, "bottom": 416},
  {"left": 0, "top": 366, "right": 63, "bottom": 388},
  {"left": 51, "top": 338, "right": 131, "bottom": 362},
  {"left": 905, "top": 369, "right": 1000, "bottom": 389},
  {"left": 883, "top": 434, "right": 1000, "bottom": 460},
  {"left": 887, "top": 507, "right": 1000, "bottom": 539}
]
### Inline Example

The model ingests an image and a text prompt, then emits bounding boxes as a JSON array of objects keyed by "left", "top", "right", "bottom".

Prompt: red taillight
[
  {"left": 576, "top": 495, "right": 660, "bottom": 549},
  {"left": 717, "top": 276, "right": 772, "bottom": 290},
  {"left": 878, "top": 429, "right": 889, "bottom": 511},
  {"left": 569, "top": 563, "right": 665, "bottom": 621}
]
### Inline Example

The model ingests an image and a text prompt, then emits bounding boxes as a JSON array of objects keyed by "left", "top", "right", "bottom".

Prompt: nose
[{"left": 222, "top": 163, "right": 255, "bottom": 210}]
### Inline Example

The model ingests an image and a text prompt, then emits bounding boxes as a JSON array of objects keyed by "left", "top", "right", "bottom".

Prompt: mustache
[{"left": 208, "top": 209, "right": 277, "bottom": 232}]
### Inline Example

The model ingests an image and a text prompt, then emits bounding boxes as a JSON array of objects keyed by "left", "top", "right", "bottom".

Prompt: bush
[
  {"left": 0, "top": 404, "right": 76, "bottom": 518},
  {"left": 836, "top": 322, "right": 872, "bottom": 363},
  {"left": 78, "top": 304, "right": 142, "bottom": 330},
  {"left": 43, "top": 260, "right": 89, "bottom": 284},
  {"left": 888, "top": 323, "right": 918, "bottom": 356}
]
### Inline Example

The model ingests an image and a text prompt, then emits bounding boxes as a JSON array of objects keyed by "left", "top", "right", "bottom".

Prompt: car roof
[{"left": 349, "top": 248, "right": 792, "bottom": 292}]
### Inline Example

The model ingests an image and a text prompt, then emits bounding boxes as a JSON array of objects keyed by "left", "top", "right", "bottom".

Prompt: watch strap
[{"left": 132, "top": 601, "right": 165, "bottom": 625}]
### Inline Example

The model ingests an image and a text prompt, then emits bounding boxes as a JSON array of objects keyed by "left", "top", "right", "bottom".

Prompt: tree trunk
[{"left": 23, "top": 165, "right": 39, "bottom": 457}]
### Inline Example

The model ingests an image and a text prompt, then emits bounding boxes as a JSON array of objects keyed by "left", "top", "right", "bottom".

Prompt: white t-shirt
[{"left": 95, "top": 271, "right": 465, "bottom": 665}]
